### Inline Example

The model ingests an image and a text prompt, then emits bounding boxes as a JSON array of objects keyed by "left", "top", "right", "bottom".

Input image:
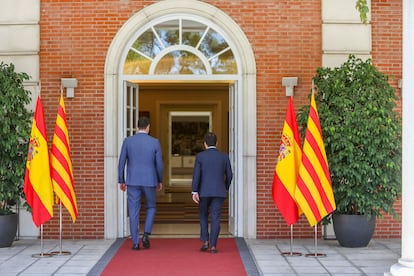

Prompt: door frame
[{"left": 168, "top": 111, "right": 212, "bottom": 188}]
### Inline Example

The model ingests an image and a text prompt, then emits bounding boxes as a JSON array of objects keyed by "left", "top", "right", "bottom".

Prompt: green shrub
[
  {"left": 0, "top": 62, "right": 32, "bottom": 215},
  {"left": 297, "top": 55, "right": 402, "bottom": 218}
]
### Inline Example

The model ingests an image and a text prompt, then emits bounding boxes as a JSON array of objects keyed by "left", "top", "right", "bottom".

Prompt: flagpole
[
  {"left": 51, "top": 201, "right": 71, "bottom": 256},
  {"left": 24, "top": 88, "right": 55, "bottom": 258},
  {"left": 29, "top": 90, "right": 52, "bottom": 258},
  {"left": 305, "top": 225, "right": 326, "bottom": 257},
  {"left": 281, "top": 225, "right": 302, "bottom": 256},
  {"left": 32, "top": 224, "right": 52, "bottom": 258},
  {"left": 50, "top": 90, "right": 77, "bottom": 255}
]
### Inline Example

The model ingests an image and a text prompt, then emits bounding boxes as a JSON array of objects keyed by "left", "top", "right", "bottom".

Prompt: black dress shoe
[
  {"left": 200, "top": 242, "right": 209, "bottom": 252},
  {"left": 142, "top": 235, "right": 150, "bottom": 249},
  {"left": 132, "top": 244, "right": 140, "bottom": 250}
]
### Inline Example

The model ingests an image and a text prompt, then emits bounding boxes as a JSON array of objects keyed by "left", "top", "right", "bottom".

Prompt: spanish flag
[
  {"left": 272, "top": 97, "right": 302, "bottom": 225},
  {"left": 50, "top": 95, "right": 78, "bottom": 222},
  {"left": 24, "top": 96, "right": 54, "bottom": 227},
  {"left": 294, "top": 93, "right": 336, "bottom": 226}
]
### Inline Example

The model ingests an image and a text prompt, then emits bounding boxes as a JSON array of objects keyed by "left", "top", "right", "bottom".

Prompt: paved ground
[
  {"left": 245, "top": 238, "right": 401, "bottom": 276},
  {"left": 0, "top": 238, "right": 401, "bottom": 275}
]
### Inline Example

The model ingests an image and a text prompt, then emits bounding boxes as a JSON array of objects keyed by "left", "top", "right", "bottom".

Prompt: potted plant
[
  {"left": 297, "top": 55, "right": 402, "bottom": 247},
  {"left": 0, "top": 62, "right": 32, "bottom": 247}
]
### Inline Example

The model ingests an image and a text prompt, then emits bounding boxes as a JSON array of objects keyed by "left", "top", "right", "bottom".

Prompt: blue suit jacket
[
  {"left": 118, "top": 132, "right": 163, "bottom": 187},
  {"left": 192, "top": 147, "right": 233, "bottom": 197}
]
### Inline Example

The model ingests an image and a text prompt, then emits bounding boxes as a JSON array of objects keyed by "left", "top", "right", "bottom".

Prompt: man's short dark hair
[
  {"left": 204, "top": 132, "right": 217, "bottom": 147},
  {"left": 138, "top": 116, "right": 150, "bottom": 129}
]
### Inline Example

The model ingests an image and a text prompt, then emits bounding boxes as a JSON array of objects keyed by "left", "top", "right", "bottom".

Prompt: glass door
[
  {"left": 121, "top": 81, "right": 139, "bottom": 237},
  {"left": 228, "top": 82, "right": 236, "bottom": 235}
]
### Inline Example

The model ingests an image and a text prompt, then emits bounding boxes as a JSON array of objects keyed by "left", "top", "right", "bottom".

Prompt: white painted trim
[{"left": 322, "top": 0, "right": 372, "bottom": 66}]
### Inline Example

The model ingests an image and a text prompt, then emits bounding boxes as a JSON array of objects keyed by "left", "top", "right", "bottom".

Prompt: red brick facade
[{"left": 39, "top": 0, "right": 402, "bottom": 239}]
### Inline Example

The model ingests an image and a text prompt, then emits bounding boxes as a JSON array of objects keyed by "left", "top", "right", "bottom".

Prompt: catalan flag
[
  {"left": 295, "top": 93, "right": 336, "bottom": 226},
  {"left": 272, "top": 97, "right": 302, "bottom": 225},
  {"left": 24, "top": 96, "right": 54, "bottom": 227},
  {"left": 50, "top": 95, "right": 78, "bottom": 222}
]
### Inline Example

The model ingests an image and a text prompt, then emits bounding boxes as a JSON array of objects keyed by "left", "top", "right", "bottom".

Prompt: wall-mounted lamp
[
  {"left": 61, "top": 78, "right": 78, "bottom": 98},
  {"left": 282, "top": 77, "right": 298, "bottom": 97}
]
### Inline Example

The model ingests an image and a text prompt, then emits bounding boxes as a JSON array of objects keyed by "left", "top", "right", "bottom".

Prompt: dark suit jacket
[
  {"left": 118, "top": 132, "right": 163, "bottom": 187},
  {"left": 192, "top": 147, "right": 233, "bottom": 197}
]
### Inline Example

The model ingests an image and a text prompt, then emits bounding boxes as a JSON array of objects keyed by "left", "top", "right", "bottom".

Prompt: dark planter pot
[
  {"left": 0, "top": 213, "right": 18, "bottom": 247},
  {"left": 332, "top": 213, "right": 376, "bottom": 248}
]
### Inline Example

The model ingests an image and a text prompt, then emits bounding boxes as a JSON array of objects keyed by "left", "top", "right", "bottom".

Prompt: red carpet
[{"left": 101, "top": 238, "right": 247, "bottom": 276}]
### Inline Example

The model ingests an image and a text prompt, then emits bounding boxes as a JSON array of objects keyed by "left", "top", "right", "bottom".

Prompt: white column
[{"left": 387, "top": 0, "right": 414, "bottom": 275}]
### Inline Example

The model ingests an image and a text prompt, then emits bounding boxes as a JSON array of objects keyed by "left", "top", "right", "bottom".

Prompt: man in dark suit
[
  {"left": 118, "top": 117, "right": 163, "bottom": 250},
  {"left": 191, "top": 132, "right": 233, "bottom": 253}
]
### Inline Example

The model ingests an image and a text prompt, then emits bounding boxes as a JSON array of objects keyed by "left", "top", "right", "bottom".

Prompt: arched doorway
[{"left": 104, "top": 0, "right": 257, "bottom": 239}]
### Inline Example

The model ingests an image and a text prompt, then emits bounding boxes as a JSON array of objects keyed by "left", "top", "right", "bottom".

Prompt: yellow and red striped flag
[
  {"left": 295, "top": 93, "right": 336, "bottom": 226},
  {"left": 24, "top": 96, "right": 54, "bottom": 227},
  {"left": 272, "top": 97, "right": 303, "bottom": 225},
  {"left": 50, "top": 95, "right": 78, "bottom": 222}
]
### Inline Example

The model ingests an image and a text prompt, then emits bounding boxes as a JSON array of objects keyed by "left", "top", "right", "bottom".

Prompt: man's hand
[
  {"left": 157, "top": 182, "right": 163, "bottom": 192},
  {"left": 119, "top": 183, "right": 126, "bottom": 191},
  {"left": 192, "top": 193, "right": 199, "bottom": 204}
]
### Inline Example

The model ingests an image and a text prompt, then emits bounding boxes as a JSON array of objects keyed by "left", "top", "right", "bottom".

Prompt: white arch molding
[{"left": 104, "top": 0, "right": 257, "bottom": 239}]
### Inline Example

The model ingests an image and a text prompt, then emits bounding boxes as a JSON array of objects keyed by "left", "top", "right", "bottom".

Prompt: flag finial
[{"left": 38, "top": 80, "right": 42, "bottom": 97}]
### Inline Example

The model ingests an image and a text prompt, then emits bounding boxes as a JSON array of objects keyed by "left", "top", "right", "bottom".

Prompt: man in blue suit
[
  {"left": 118, "top": 117, "right": 163, "bottom": 250},
  {"left": 191, "top": 132, "right": 233, "bottom": 253}
]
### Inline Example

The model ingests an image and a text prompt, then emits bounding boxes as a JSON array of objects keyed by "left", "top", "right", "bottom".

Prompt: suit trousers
[
  {"left": 198, "top": 197, "right": 225, "bottom": 247},
  {"left": 127, "top": 185, "right": 157, "bottom": 245}
]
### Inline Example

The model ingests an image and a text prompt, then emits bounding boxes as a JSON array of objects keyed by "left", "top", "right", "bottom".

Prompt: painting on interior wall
[
  {"left": 171, "top": 120, "right": 208, "bottom": 156},
  {"left": 169, "top": 112, "right": 212, "bottom": 186}
]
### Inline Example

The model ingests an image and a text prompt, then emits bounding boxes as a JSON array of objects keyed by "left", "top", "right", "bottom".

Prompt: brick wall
[
  {"left": 370, "top": 0, "right": 403, "bottom": 239},
  {"left": 39, "top": 0, "right": 402, "bottom": 239}
]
